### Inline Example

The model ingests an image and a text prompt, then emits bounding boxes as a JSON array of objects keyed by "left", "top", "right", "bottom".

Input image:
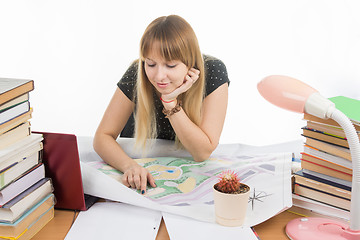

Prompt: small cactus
[{"left": 214, "top": 170, "right": 241, "bottom": 194}]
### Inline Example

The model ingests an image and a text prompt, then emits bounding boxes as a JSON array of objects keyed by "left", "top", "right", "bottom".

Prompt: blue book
[{"left": 294, "top": 169, "right": 351, "bottom": 191}]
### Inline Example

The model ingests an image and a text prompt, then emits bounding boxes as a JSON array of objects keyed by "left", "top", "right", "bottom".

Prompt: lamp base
[{"left": 286, "top": 217, "right": 360, "bottom": 240}]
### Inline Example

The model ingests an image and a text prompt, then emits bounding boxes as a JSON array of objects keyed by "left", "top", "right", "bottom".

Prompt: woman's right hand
[
  {"left": 121, "top": 163, "right": 157, "bottom": 194},
  {"left": 161, "top": 67, "right": 200, "bottom": 102}
]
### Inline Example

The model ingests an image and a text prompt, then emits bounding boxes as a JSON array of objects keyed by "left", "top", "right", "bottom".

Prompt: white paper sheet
[
  {"left": 65, "top": 202, "right": 162, "bottom": 240},
  {"left": 77, "top": 137, "right": 300, "bottom": 226},
  {"left": 162, "top": 212, "right": 259, "bottom": 240}
]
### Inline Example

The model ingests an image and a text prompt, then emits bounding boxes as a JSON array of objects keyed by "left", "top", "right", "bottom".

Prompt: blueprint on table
[{"left": 78, "top": 137, "right": 293, "bottom": 226}]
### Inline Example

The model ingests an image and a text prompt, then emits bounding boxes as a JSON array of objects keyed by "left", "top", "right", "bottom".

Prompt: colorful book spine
[
  {"left": 0, "top": 78, "right": 54, "bottom": 237},
  {"left": 296, "top": 96, "right": 359, "bottom": 216}
]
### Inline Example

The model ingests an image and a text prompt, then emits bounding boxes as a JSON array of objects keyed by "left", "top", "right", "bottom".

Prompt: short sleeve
[
  {"left": 204, "top": 56, "right": 230, "bottom": 96},
  {"left": 117, "top": 61, "right": 138, "bottom": 101}
]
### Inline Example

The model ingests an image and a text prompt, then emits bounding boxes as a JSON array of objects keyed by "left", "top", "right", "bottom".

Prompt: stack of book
[
  {"left": 0, "top": 78, "right": 55, "bottom": 240},
  {"left": 293, "top": 96, "right": 360, "bottom": 221}
]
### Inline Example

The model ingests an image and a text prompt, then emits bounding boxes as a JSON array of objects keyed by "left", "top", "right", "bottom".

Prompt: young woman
[{"left": 93, "top": 15, "right": 229, "bottom": 194}]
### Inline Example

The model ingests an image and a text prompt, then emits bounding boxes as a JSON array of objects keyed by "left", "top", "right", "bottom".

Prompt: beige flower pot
[{"left": 213, "top": 184, "right": 250, "bottom": 227}]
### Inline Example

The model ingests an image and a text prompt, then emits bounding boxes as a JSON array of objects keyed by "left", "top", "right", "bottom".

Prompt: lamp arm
[{"left": 329, "top": 108, "right": 360, "bottom": 231}]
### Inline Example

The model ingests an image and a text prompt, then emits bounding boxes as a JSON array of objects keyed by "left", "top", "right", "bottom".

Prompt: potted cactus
[{"left": 213, "top": 170, "right": 250, "bottom": 226}]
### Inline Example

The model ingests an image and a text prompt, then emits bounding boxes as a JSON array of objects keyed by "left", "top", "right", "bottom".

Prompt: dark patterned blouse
[{"left": 117, "top": 55, "right": 230, "bottom": 140}]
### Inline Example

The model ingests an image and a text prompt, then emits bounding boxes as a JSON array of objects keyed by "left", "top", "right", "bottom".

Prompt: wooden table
[
  {"left": 32, "top": 206, "right": 332, "bottom": 239},
  {"left": 32, "top": 210, "right": 78, "bottom": 240}
]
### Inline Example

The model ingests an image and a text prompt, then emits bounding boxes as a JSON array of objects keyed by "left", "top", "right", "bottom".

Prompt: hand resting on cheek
[{"left": 161, "top": 67, "right": 200, "bottom": 102}]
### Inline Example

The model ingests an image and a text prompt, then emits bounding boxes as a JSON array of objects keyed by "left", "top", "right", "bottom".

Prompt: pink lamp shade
[{"left": 257, "top": 75, "right": 318, "bottom": 114}]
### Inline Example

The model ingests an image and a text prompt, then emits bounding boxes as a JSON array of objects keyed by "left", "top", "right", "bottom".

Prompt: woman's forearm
[
  {"left": 93, "top": 132, "right": 136, "bottom": 172},
  {"left": 165, "top": 85, "right": 228, "bottom": 162},
  {"left": 168, "top": 109, "right": 218, "bottom": 162}
]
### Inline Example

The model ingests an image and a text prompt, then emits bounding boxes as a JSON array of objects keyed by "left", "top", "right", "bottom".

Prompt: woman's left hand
[{"left": 161, "top": 68, "right": 200, "bottom": 101}]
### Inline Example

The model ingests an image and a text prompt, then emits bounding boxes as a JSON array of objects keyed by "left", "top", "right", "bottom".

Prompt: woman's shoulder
[
  {"left": 118, "top": 60, "right": 138, "bottom": 84},
  {"left": 203, "top": 54, "right": 229, "bottom": 80},
  {"left": 203, "top": 55, "right": 227, "bottom": 69},
  {"left": 203, "top": 54, "right": 230, "bottom": 96},
  {"left": 117, "top": 60, "right": 139, "bottom": 101}
]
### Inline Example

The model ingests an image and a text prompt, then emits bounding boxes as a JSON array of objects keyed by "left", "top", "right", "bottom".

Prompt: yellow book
[
  {"left": 17, "top": 206, "right": 54, "bottom": 240},
  {"left": 0, "top": 109, "right": 32, "bottom": 136},
  {"left": 0, "top": 122, "right": 31, "bottom": 150},
  {"left": 0, "top": 194, "right": 55, "bottom": 239}
]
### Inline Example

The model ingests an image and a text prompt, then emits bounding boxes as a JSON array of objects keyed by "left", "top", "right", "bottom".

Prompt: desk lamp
[{"left": 257, "top": 75, "right": 360, "bottom": 240}]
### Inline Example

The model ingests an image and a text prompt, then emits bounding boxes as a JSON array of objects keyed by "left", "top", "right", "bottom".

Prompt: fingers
[
  {"left": 139, "top": 169, "right": 149, "bottom": 194},
  {"left": 187, "top": 68, "right": 200, "bottom": 83},
  {"left": 164, "top": 81, "right": 191, "bottom": 101},
  {"left": 122, "top": 171, "right": 136, "bottom": 188},
  {"left": 147, "top": 172, "right": 157, "bottom": 188},
  {"left": 133, "top": 174, "right": 141, "bottom": 190},
  {"left": 171, "top": 68, "right": 199, "bottom": 95},
  {"left": 121, "top": 175, "right": 131, "bottom": 188},
  {"left": 161, "top": 67, "right": 200, "bottom": 101},
  {"left": 162, "top": 81, "right": 191, "bottom": 101},
  {"left": 122, "top": 166, "right": 156, "bottom": 195}
]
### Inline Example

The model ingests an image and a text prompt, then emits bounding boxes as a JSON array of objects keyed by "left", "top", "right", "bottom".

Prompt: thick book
[
  {"left": 302, "top": 127, "right": 349, "bottom": 148},
  {"left": 301, "top": 158, "right": 352, "bottom": 182},
  {"left": 0, "top": 78, "right": 34, "bottom": 106},
  {"left": 0, "top": 133, "right": 43, "bottom": 163},
  {"left": 0, "top": 150, "right": 41, "bottom": 190},
  {"left": 304, "top": 113, "right": 360, "bottom": 131},
  {"left": 303, "top": 145, "right": 352, "bottom": 169},
  {"left": 0, "top": 101, "right": 30, "bottom": 125},
  {"left": 302, "top": 169, "right": 352, "bottom": 189},
  {"left": 16, "top": 206, "right": 54, "bottom": 240},
  {"left": 0, "top": 108, "right": 32, "bottom": 136},
  {"left": 301, "top": 153, "right": 352, "bottom": 175},
  {"left": 301, "top": 152, "right": 352, "bottom": 174},
  {"left": 0, "top": 94, "right": 29, "bottom": 112},
  {"left": 305, "top": 138, "right": 351, "bottom": 161},
  {"left": 0, "top": 121, "right": 31, "bottom": 150},
  {"left": 0, "top": 178, "right": 53, "bottom": 223},
  {"left": 292, "top": 194, "right": 349, "bottom": 221},
  {"left": 306, "top": 120, "right": 360, "bottom": 139},
  {"left": 0, "top": 138, "right": 42, "bottom": 173},
  {"left": 294, "top": 183, "right": 350, "bottom": 211},
  {"left": 293, "top": 170, "right": 351, "bottom": 200},
  {"left": 0, "top": 164, "right": 45, "bottom": 206},
  {"left": 0, "top": 194, "right": 54, "bottom": 239}
]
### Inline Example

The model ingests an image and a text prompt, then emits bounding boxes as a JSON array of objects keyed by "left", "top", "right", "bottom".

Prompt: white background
[{"left": 0, "top": 0, "right": 359, "bottom": 146}]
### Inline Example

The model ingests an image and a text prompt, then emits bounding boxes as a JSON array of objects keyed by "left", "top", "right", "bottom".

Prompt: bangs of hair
[{"left": 140, "top": 15, "right": 196, "bottom": 68}]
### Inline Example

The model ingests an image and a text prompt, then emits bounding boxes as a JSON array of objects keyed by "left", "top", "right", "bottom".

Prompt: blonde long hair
[{"left": 134, "top": 15, "right": 205, "bottom": 149}]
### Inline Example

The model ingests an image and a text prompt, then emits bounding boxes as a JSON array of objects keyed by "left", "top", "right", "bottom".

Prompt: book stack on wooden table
[
  {"left": 292, "top": 96, "right": 360, "bottom": 221},
  {"left": 0, "top": 78, "right": 55, "bottom": 240}
]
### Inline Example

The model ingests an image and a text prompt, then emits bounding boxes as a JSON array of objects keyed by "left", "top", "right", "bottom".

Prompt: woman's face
[{"left": 144, "top": 48, "right": 188, "bottom": 95}]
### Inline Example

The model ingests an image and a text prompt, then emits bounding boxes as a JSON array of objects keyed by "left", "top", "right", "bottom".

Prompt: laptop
[{"left": 33, "top": 131, "right": 98, "bottom": 211}]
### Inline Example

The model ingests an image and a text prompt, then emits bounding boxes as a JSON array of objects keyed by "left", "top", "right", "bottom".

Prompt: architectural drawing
[{"left": 78, "top": 137, "right": 294, "bottom": 226}]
